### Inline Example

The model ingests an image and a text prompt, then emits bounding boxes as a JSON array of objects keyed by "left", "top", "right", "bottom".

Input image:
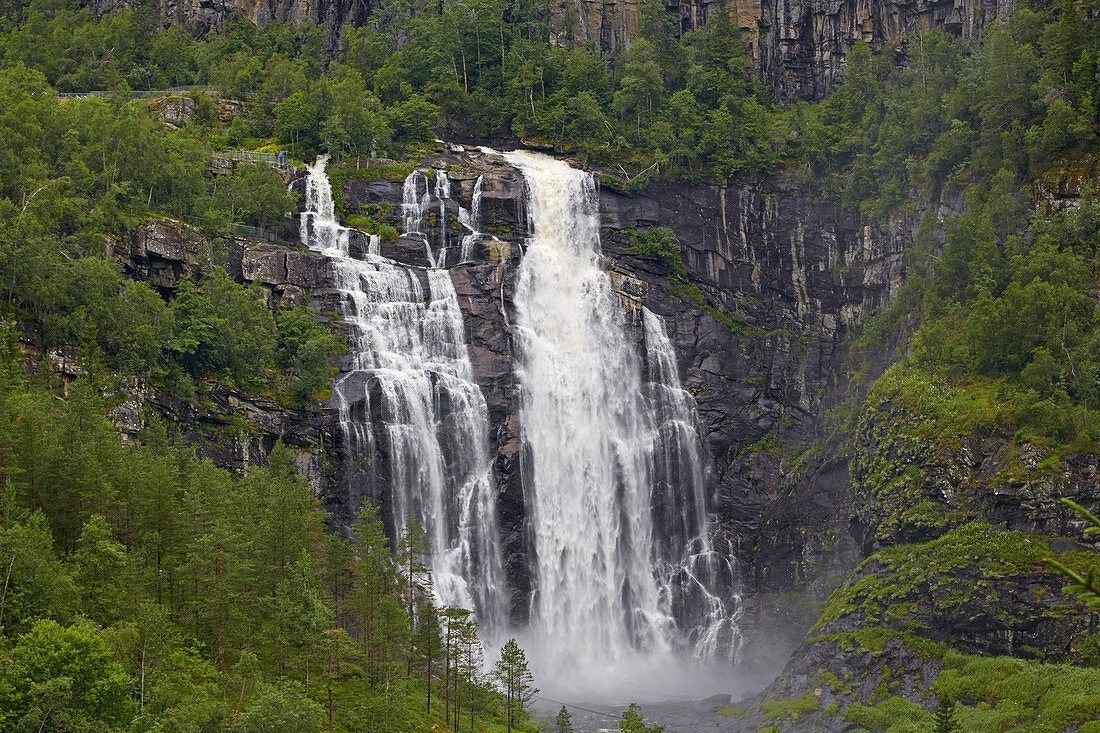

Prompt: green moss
[
  {"left": 738, "top": 432, "right": 784, "bottom": 457},
  {"left": 934, "top": 655, "right": 1100, "bottom": 732},
  {"left": 759, "top": 690, "right": 820, "bottom": 722},
  {"left": 801, "top": 625, "right": 1100, "bottom": 733},
  {"left": 715, "top": 706, "right": 747, "bottom": 718},
  {"left": 812, "top": 522, "right": 1063, "bottom": 631},
  {"left": 809, "top": 628, "right": 948, "bottom": 660},
  {"left": 815, "top": 670, "right": 847, "bottom": 694},
  {"left": 843, "top": 696, "right": 926, "bottom": 731},
  {"left": 666, "top": 281, "right": 750, "bottom": 335}
]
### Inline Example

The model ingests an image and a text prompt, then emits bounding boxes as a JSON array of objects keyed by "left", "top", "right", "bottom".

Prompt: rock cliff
[
  {"left": 103, "top": 146, "right": 913, "bottom": 655},
  {"left": 319, "top": 145, "right": 913, "bottom": 651},
  {"left": 88, "top": 0, "right": 1010, "bottom": 99}
]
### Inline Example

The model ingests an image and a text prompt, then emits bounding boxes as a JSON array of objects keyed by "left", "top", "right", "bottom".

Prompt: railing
[
  {"left": 57, "top": 85, "right": 251, "bottom": 100},
  {"left": 212, "top": 150, "right": 287, "bottom": 164},
  {"left": 228, "top": 223, "right": 280, "bottom": 242}
]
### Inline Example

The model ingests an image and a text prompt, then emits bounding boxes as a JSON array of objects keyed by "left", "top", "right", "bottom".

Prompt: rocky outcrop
[
  {"left": 108, "top": 215, "right": 340, "bottom": 493},
  {"left": 112, "top": 218, "right": 212, "bottom": 290},
  {"left": 756, "top": 0, "right": 1012, "bottom": 101},
  {"left": 547, "top": 0, "right": 641, "bottom": 54}
]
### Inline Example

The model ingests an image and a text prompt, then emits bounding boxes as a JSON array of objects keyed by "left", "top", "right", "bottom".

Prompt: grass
[
  {"left": 798, "top": 629, "right": 1100, "bottom": 732},
  {"left": 760, "top": 690, "right": 820, "bottom": 722}
]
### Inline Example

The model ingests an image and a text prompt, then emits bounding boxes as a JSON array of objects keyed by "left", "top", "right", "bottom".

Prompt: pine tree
[
  {"left": 413, "top": 603, "right": 443, "bottom": 713},
  {"left": 440, "top": 606, "right": 472, "bottom": 730},
  {"left": 555, "top": 705, "right": 574, "bottom": 733},
  {"left": 396, "top": 510, "right": 431, "bottom": 679},
  {"left": 618, "top": 703, "right": 664, "bottom": 733},
  {"left": 493, "top": 638, "right": 538, "bottom": 733},
  {"left": 350, "top": 502, "right": 404, "bottom": 689},
  {"left": 934, "top": 696, "right": 961, "bottom": 733}
]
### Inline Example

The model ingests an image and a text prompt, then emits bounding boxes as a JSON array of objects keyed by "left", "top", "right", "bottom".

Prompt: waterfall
[
  {"left": 458, "top": 175, "right": 485, "bottom": 264},
  {"left": 503, "top": 150, "right": 741, "bottom": 693},
  {"left": 302, "top": 157, "right": 507, "bottom": 632}
]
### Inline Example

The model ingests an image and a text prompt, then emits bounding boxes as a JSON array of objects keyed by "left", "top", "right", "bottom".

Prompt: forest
[{"left": 1, "top": 0, "right": 1099, "bottom": 728}]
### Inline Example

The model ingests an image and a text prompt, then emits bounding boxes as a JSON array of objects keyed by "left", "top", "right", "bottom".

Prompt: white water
[
  {"left": 502, "top": 150, "right": 741, "bottom": 697},
  {"left": 302, "top": 157, "right": 507, "bottom": 631},
  {"left": 458, "top": 175, "right": 485, "bottom": 263}
]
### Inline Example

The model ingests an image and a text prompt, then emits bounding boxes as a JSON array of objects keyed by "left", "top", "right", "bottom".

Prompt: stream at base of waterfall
[{"left": 300, "top": 151, "right": 743, "bottom": 702}]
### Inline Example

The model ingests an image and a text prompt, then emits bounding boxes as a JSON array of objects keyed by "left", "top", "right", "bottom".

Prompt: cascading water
[
  {"left": 458, "top": 175, "right": 485, "bottom": 263},
  {"left": 302, "top": 157, "right": 507, "bottom": 631},
  {"left": 502, "top": 150, "right": 741, "bottom": 696}
]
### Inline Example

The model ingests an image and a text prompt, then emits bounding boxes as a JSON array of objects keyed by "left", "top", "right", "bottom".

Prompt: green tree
[
  {"left": 273, "top": 91, "right": 320, "bottom": 151},
  {"left": 221, "top": 164, "right": 298, "bottom": 229},
  {"left": 231, "top": 680, "right": 324, "bottom": 733},
  {"left": 618, "top": 702, "right": 664, "bottom": 733},
  {"left": 934, "top": 695, "right": 962, "bottom": 733},
  {"left": 0, "top": 618, "right": 135, "bottom": 730},
  {"left": 413, "top": 602, "right": 443, "bottom": 713},
  {"left": 0, "top": 513, "right": 77, "bottom": 636},
  {"left": 398, "top": 510, "right": 432, "bottom": 675},
  {"left": 72, "top": 514, "right": 129, "bottom": 626},
  {"left": 555, "top": 705, "right": 574, "bottom": 733},
  {"left": 276, "top": 306, "right": 345, "bottom": 404},
  {"left": 493, "top": 638, "right": 538, "bottom": 732}
]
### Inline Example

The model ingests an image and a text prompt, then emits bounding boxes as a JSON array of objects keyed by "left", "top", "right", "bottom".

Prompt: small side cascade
[
  {"left": 458, "top": 175, "right": 485, "bottom": 264},
  {"left": 398, "top": 168, "right": 489, "bottom": 268},
  {"left": 434, "top": 171, "right": 450, "bottom": 268},
  {"left": 641, "top": 307, "right": 743, "bottom": 663},
  {"left": 401, "top": 169, "right": 431, "bottom": 260}
]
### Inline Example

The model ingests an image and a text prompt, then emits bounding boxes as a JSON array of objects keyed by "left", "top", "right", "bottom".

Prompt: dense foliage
[
  {"left": 1, "top": 0, "right": 784, "bottom": 180},
  {"left": 0, "top": 342, "right": 536, "bottom": 730},
  {"left": 0, "top": 65, "right": 342, "bottom": 401}
]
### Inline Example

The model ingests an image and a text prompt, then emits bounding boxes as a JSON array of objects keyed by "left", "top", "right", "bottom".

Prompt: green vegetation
[
  {"left": 1047, "top": 498, "right": 1100, "bottom": 610},
  {"left": 794, "top": 629, "right": 1100, "bottom": 732},
  {"left": 0, "top": 63, "right": 342, "bottom": 403},
  {"left": 625, "top": 227, "right": 684, "bottom": 273},
  {"left": 617, "top": 702, "right": 666, "bottom": 732},
  {"left": 0, "top": 338, "right": 538, "bottom": 730},
  {"left": 813, "top": 522, "right": 1072, "bottom": 631},
  {"left": 493, "top": 639, "right": 537, "bottom": 732},
  {"left": 760, "top": 690, "right": 820, "bottom": 723},
  {"left": 0, "top": 0, "right": 785, "bottom": 179}
]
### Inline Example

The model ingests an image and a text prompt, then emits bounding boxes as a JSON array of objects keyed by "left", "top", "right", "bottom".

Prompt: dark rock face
[{"left": 755, "top": 0, "right": 1011, "bottom": 102}]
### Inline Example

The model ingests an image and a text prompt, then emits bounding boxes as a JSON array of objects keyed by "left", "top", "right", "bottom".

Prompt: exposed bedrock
[{"left": 86, "top": 0, "right": 1010, "bottom": 100}]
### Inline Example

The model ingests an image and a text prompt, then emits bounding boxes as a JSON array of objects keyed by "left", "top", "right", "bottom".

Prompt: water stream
[{"left": 302, "top": 157, "right": 507, "bottom": 632}]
